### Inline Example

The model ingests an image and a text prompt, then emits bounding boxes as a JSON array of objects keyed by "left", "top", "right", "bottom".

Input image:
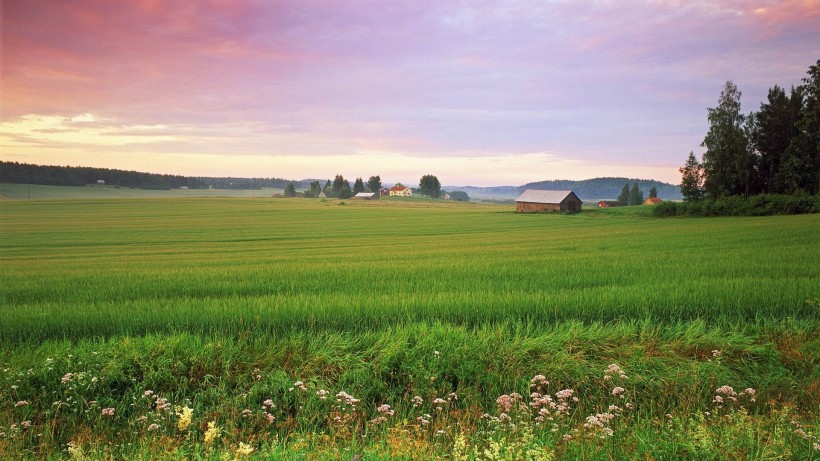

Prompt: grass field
[{"left": 1, "top": 196, "right": 818, "bottom": 459}]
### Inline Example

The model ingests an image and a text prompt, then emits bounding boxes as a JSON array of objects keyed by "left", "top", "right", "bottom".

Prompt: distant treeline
[
  {"left": 0, "top": 162, "right": 305, "bottom": 190},
  {"left": 519, "top": 177, "right": 681, "bottom": 200}
]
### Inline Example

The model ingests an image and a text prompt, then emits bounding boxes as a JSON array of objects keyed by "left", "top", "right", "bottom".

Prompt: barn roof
[
  {"left": 389, "top": 185, "right": 409, "bottom": 191},
  {"left": 515, "top": 190, "right": 580, "bottom": 204},
  {"left": 353, "top": 192, "right": 376, "bottom": 199}
]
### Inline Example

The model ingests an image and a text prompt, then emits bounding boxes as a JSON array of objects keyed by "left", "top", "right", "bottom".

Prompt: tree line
[
  {"left": 680, "top": 58, "right": 820, "bottom": 201},
  {"left": 285, "top": 174, "right": 470, "bottom": 200},
  {"left": 520, "top": 177, "right": 681, "bottom": 200}
]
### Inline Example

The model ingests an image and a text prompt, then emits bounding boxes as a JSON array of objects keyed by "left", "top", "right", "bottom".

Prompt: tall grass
[
  {"left": 0, "top": 198, "right": 818, "bottom": 459},
  {"left": 1, "top": 198, "right": 818, "bottom": 341}
]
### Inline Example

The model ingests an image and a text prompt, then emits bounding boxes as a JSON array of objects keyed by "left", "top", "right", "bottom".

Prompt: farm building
[
  {"left": 643, "top": 197, "right": 663, "bottom": 205},
  {"left": 389, "top": 185, "right": 413, "bottom": 197},
  {"left": 380, "top": 188, "right": 390, "bottom": 196},
  {"left": 515, "top": 190, "right": 583, "bottom": 213},
  {"left": 597, "top": 200, "right": 620, "bottom": 208},
  {"left": 352, "top": 192, "right": 377, "bottom": 200}
]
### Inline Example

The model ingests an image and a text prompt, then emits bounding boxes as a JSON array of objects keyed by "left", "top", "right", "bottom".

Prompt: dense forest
[
  {"left": 0, "top": 162, "right": 303, "bottom": 190},
  {"left": 680, "top": 58, "right": 820, "bottom": 200},
  {"left": 519, "top": 177, "right": 681, "bottom": 200}
]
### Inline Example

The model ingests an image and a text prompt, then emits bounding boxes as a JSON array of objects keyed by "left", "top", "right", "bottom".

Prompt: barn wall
[{"left": 516, "top": 202, "right": 561, "bottom": 213}]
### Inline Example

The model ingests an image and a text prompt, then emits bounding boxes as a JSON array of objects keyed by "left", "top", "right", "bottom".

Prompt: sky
[{"left": 1, "top": 0, "right": 818, "bottom": 187}]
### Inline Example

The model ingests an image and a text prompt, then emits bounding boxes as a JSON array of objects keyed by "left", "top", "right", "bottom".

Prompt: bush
[
  {"left": 655, "top": 194, "right": 819, "bottom": 218},
  {"left": 652, "top": 201, "right": 678, "bottom": 217}
]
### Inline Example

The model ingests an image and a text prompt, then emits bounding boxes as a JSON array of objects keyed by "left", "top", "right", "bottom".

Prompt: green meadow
[{"left": 1, "top": 196, "right": 818, "bottom": 459}]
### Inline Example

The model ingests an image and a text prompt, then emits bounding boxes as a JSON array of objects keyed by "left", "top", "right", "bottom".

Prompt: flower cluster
[
  {"left": 712, "top": 386, "right": 756, "bottom": 408},
  {"left": 369, "top": 404, "right": 395, "bottom": 425},
  {"left": 603, "top": 364, "right": 628, "bottom": 381},
  {"left": 175, "top": 405, "right": 193, "bottom": 431}
]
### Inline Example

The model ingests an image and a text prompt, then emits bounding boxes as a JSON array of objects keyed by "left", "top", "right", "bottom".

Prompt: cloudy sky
[{"left": 2, "top": 1, "right": 818, "bottom": 186}]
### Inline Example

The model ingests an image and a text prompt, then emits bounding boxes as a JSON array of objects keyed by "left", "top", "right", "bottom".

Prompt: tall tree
[
  {"left": 702, "top": 81, "right": 752, "bottom": 198},
  {"left": 367, "top": 175, "right": 381, "bottom": 193},
  {"left": 284, "top": 182, "right": 296, "bottom": 197},
  {"left": 617, "top": 183, "right": 630, "bottom": 206},
  {"left": 338, "top": 182, "right": 352, "bottom": 199},
  {"left": 353, "top": 177, "right": 365, "bottom": 194},
  {"left": 649, "top": 186, "right": 658, "bottom": 198},
  {"left": 418, "top": 174, "right": 442, "bottom": 198},
  {"left": 305, "top": 180, "right": 321, "bottom": 198},
  {"left": 679, "top": 151, "right": 704, "bottom": 201},
  {"left": 331, "top": 175, "right": 349, "bottom": 197},
  {"left": 778, "top": 58, "right": 820, "bottom": 195},
  {"left": 751, "top": 85, "right": 803, "bottom": 193},
  {"left": 628, "top": 182, "right": 644, "bottom": 205}
]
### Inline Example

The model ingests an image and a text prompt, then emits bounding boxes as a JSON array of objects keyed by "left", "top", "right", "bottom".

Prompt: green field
[{"left": 1, "top": 197, "right": 818, "bottom": 459}]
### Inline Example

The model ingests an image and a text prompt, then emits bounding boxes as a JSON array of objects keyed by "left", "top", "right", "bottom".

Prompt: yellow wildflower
[{"left": 174, "top": 405, "right": 193, "bottom": 432}]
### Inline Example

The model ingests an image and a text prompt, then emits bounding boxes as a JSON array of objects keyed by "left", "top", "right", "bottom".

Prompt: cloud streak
[{"left": 1, "top": 0, "right": 818, "bottom": 185}]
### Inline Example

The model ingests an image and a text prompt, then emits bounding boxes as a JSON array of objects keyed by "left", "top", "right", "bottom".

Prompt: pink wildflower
[
  {"left": 101, "top": 407, "right": 115, "bottom": 417},
  {"left": 15, "top": 401, "right": 28, "bottom": 407}
]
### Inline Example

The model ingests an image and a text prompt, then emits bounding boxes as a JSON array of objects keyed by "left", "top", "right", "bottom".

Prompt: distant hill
[
  {"left": 519, "top": 177, "right": 681, "bottom": 201},
  {"left": 442, "top": 185, "right": 520, "bottom": 200},
  {"left": 0, "top": 161, "right": 300, "bottom": 190}
]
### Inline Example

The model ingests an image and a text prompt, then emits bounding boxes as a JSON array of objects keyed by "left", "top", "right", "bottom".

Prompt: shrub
[
  {"left": 652, "top": 201, "right": 678, "bottom": 217},
  {"left": 656, "top": 194, "right": 819, "bottom": 217}
]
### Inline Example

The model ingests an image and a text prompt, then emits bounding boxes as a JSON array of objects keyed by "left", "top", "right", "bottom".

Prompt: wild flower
[
  {"left": 61, "top": 373, "right": 73, "bottom": 384},
  {"left": 203, "top": 421, "right": 220, "bottom": 445},
  {"left": 235, "top": 442, "right": 254, "bottom": 456},
  {"left": 21, "top": 421, "right": 31, "bottom": 429},
  {"left": 531, "top": 374, "right": 549, "bottom": 387},
  {"left": 316, "top": 389, "right": 329, "bottom": 400},
  {"left": 497, "top": 395, "right": 513, "bottom": 413},
  {"left": 290, "top": 380, "right": 307, "bottom": 392},
  {"left": 14, "top": 401, "right": 28, "bottom": 407},
  {"left": 175, "top": 405, "right": 193, "bottom": 431},
  {"left": 241, "top": 409, "right": 252, "bottom": 418},
  {"left": 412, "top": 395, "right": 424, "bottom": 407},
  {"left": 604, "top": 364, "right": 628, "bottom": 381},
  {"left": 335, "top": 391, "right": 360, "bottom": 407},
  {"left": 433, "top": 397, "right": 447, "bottom": 411},
  {"left": 67, "top": 441, "right": 84, "bottom": 460},
  {"left": 612, "top": 386, "right": 625, "bottom": 398},
  {"left": 101, "top": 407, "right": 115, "bottom": 417},
  {"left": 434, "top": 350, "right": 440, "bottom": 357},
  {"left": 370, "top": 404, "right": 395, "bottom": 425},
  {"left": 147, "top": 424, "right": 159, "bottom": 431},
  {"left": 262, "top": 399, "right": 275, "bottom": 409},
  {"left": 584, "top": 412, "right": 617, "bottom": 439},
  {"left": 155, "top": 397, "right": 170, "bottom": 413},
  {"left": 447, "top": 392, "right": 458, "bottom": 402},
  {"left": 417, "top": 414, "right": 431, "bottom": 426},
  {"left": 143, "top": 390, "right": 154, "bottom": 398}
]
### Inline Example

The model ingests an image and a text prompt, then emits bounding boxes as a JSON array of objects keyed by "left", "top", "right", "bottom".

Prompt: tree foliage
[
  {"left": 679, "top": 152, "right": 704, "bottom": 201},
  {"left": 701, "top": 81, "right": 751, "bottom": 198},
  {"left": 683, "top": 59, "right": 820, "bottom": 201},
  {"left": 448, "top": 190, "right": 470, "bottom": 201},
  {"left": 617, "top": 183, "right": 630, "bottom": 206},
  {"left": 353, "top": 177, "right": 365, "bottom": 194},
  {"left": 304, "top": 180, "right": 321, "bottom": 198},
  {"left": 418, "top": 174, "right": 442, "bottom": 198},
  {"left": 330, "top": 175, "right": 350, "bottom": 198},
  {"left": 628, "top": 182, "right": 644, "bottom": 206},
  {"left": 649, "top": 186, "right": 658, "bottom": 198},
  {"left": 367, "top": 175, "right": 382, "bottom": 193},
  {"left": 284, "top": 182, "right": 296, "bottom": 197}
]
